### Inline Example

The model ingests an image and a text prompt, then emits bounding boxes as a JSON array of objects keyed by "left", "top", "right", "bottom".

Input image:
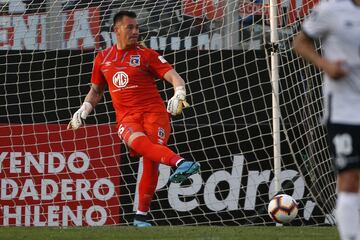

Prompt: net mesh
[{"left": 0, "top": 0, "right": 336, "bottom": 226}]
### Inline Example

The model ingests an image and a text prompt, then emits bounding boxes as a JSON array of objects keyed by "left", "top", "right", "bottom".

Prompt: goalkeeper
[{"left": 68, "top": 10, "right": 200, "bottom": 227}]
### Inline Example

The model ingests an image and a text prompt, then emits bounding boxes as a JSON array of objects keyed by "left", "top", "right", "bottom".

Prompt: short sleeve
[
  {"left": 91, "top": 52, "right": 107, "bottom": 86},
  {"left": 302, "top": 2, "right": 331, "bottom": 39},
  {"left": 147, "top": 49, "right": 173, "bottom": 79}
]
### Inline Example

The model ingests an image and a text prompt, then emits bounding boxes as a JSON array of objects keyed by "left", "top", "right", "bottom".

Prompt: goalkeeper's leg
[
  {"left": 120, "top": 112, "right": 184, "bottom": 166},
  {"left": 129, "top": 133, "right": 200, "bottom": 183},
  {"left": 119, "top": 113, "right": 182, "bottom": 166},
  {"left": 129, "top": 134, "right": 182, "bottom": 166},
  {"left": 119, "top": 113, "right": 200, "bottom": 180},
  {"left": 134, "top": 158, "right": 159, "bottom": 227},
  {"left": 138, "top": 158, "right": 159, "bottom": 212},
  {"left": 133, "top": 119, "right": 169, "bottom": 227}
]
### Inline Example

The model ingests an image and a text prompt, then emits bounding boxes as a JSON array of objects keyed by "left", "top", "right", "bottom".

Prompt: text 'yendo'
[{"left": 0, "top": 124, "right": 120, "bottom": 226}]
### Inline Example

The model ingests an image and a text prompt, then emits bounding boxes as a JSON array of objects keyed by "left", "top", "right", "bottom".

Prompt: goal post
[
  {"left": 269, "top": 0, "right": 281, "bottom": 194},
  {"left": 0, "top": 0, "right": 336, "bottom": 226}
]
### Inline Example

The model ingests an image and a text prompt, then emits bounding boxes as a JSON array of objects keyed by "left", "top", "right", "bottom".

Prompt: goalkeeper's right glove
[{"left": 67, "top": 102, "right": 93, "bottom": 130}]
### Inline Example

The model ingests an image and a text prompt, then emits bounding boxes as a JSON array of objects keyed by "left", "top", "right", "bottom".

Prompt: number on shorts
[{"left": 333, "top": 133, "right": 353, "bottom": 156}]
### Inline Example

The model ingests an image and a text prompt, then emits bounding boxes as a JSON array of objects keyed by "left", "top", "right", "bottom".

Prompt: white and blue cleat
[
  {"left": 169, "top": 161, "right": 200, "bottom": 183},
  {"left": 133, "top": 219, "right": 152, "bottom": 228},
  {"left": 133, "top": 214, "right": 152, "bottom": 228}
]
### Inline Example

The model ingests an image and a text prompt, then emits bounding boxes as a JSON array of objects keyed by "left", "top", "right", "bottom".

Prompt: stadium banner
[
  {"left": 0, "top": 7, "right": 100, "bottom": 50},
  {"left": 0, "top": 124, "right": 120, "bottom": 226},
  {"left": 0, "top": 0, "right": 320, "bottom": 50}
]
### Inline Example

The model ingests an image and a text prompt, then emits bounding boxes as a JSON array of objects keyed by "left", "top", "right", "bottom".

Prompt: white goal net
[{"left": 0, "top": 0, "right": 336, "bottom": 226}]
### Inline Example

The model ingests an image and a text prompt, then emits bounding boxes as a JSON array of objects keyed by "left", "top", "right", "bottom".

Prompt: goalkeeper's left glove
[
  {"left": 167, "top": 86, "right": 190, "bottom": 116},
  {"left": 67, "top": 102, "right": 93, "bottom": 130}
]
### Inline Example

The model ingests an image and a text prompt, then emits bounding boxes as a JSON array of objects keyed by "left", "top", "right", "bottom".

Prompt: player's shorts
[
  {"left": 327, "top": 123, "right": 360, "bottom": 173},
  {"left": 117, "top": 112, "right": 171, "bottom": 156}
]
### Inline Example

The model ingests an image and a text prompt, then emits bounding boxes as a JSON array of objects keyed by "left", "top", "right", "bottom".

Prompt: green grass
[{"left": 0, "top": 226, "right": 338, "bottom": 240}]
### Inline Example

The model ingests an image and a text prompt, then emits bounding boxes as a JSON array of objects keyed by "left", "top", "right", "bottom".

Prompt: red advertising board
[
  {"left": 63, "top": 7, "right": 101, "bottom": 49},
  {"left": 0, "top": 124, "right": 120, "bottom": 226},
  {"left": 182, "top": 0, "right": 320, "bottom": 26}
]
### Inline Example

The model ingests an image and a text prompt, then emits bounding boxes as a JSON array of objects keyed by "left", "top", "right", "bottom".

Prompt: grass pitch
[{"left": 0, "top": 226, "right": 338, "bottom": 240}]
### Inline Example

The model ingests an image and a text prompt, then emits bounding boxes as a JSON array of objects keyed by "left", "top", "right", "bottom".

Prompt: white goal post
[{"left": 0, "top": 0, "right": 336, "bottom": 226}]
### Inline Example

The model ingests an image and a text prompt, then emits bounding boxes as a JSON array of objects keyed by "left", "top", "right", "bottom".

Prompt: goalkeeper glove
[
  {"left": 167, "top": 86, "right": 190, "bottom": 116},
  {"left": 67, "top": 102, "right": 93, "bottom": 130}
]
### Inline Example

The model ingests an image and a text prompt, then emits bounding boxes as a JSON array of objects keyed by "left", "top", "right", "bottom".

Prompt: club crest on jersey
[
  {"left": 129, "top": 55, "right": 140, "bottom": 67},
  {"left": 158, "top": 127, "right": 165, "bottom": 139}
]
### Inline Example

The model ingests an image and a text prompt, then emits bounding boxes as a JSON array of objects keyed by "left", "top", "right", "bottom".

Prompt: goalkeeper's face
[{"left": 114, "top": 16, "right": 140, "bottom": 48}]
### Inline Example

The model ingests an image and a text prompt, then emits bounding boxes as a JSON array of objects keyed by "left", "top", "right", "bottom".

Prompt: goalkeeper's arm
[
  {"left": 163, "top": 69, "right": 190, "bottom": 116},
  {"left": 67, "top": 83, "right": 105, "bottom": 130}
]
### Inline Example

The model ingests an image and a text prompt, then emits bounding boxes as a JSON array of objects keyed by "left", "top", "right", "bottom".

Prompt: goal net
[{"left": 0, "top": 0, "right": 336, "bottom": 226}]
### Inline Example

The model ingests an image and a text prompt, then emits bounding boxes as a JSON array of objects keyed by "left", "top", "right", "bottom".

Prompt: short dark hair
[{"left": 113, "top": 11, "right": 137, "bottom": 25}]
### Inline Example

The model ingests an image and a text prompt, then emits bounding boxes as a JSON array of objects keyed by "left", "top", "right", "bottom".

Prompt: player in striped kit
[
  {"left": 68, "top": 11, "right": 200, "bottom": 228},
  {"left": 294, "top": 0, "right": 360, "bottom": 239}
]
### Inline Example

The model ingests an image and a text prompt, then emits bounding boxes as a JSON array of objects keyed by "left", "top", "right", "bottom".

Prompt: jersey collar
[{"left": 115, "top": 44, "right": 138, "bottom": 52}]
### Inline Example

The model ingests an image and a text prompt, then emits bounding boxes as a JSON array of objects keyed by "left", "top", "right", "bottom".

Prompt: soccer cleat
[
  {"left": 169, "top": 161, "right": 200, "bottom": 183},
  {"left": 133, "top": 219, "right": 152, "bottom": 228},
  {"left": 133, "top": 214, "right": 152, "bottom": 228}
]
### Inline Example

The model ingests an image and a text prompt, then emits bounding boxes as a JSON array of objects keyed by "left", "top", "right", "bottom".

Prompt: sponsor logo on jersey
[
  {"left": 112, "top": 71, "right": 129, "bottom": 88},
  {"left": 158, "top": 56, "right": 168, "bottom": 63},
  {"left": 129, "top": 55, "right": 140, "bottom": 67}
]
